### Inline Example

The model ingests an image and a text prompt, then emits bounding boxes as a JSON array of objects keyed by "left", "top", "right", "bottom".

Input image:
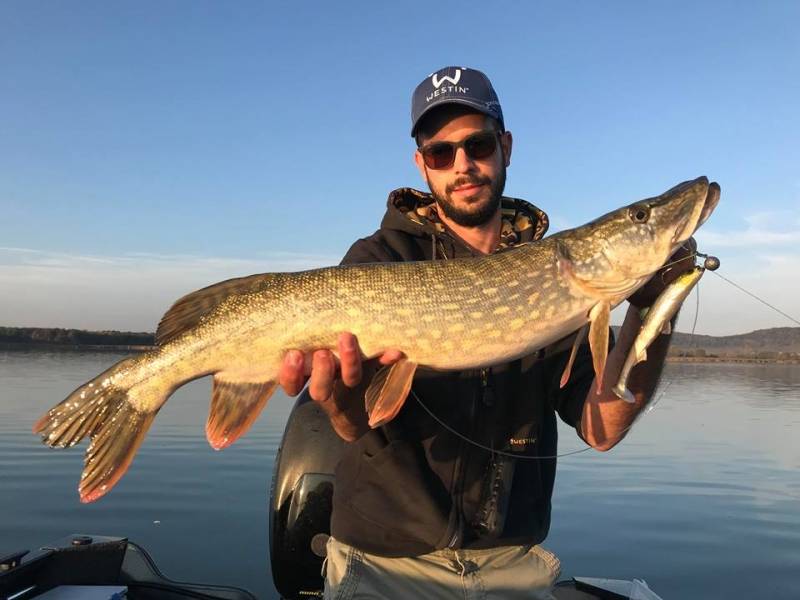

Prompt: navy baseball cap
[{"left": 410, "top": 66, "right": 504, "bottom": 137}]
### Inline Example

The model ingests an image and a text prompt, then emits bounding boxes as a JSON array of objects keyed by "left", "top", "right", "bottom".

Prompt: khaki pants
[{"left": 324, "top": 536, "right": 560, "bottom": 600}]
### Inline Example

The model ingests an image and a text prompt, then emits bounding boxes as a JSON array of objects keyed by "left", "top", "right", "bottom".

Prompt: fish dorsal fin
[
  {"left": 588, "top": 301, "right": 611, "bottom": 393},
  {"left": 365, "top": 358, "right": 418, "bottom": 428},
  {"left": 207, "top": 373, "right": 277, "bottom": 450},
  {"left": 155, "top": 273, "right": 275, "bottom": 345}
]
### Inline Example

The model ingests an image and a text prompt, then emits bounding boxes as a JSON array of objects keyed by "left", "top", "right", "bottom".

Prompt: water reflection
[
  {"left": 1, "top": 351, "right": 799, "bottom": 599},
  {"left": 0, "top": 350, "right": 292, "bottom": 600},
  {"left": 666, "top": 362, "right": 800, "bottom": 408}
]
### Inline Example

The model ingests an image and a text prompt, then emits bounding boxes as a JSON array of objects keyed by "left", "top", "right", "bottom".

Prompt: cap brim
[{"left": 411, "top": 98, "right": 500, "bottom": 137}]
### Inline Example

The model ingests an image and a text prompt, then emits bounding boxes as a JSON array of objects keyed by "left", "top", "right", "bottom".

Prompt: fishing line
[
  {"left": 409, "top": 232, "right": 795, "bottom": 459},
  {"left": 409, "top": 380, "right": 671, "bottom": 461},
  {"left": 707, "top": 270, "right": 800, "bottom": 327},
  {"left": 413, "top": 244, "right": 795, "bottom": 460},
  {"left": 407, "top": 243, "right": 689, "bottom": 460},
  {"left": 690, "top": 278, "right": 701, "bottom": 341},
  {"left": 679, "top": 245, "right": 799, "bottom": 326}
]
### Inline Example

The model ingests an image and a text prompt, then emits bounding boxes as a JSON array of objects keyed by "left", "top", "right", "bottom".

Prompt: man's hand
[
  {"left": 628, "top": 237, "right": 698, "bottom": 309},
  {"left": 278, "top": 332, "right": 405, "bottom": 440}
]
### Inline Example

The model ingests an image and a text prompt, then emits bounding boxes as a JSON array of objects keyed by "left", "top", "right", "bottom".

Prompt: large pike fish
[{"left": 34, "top": 176, "right": 719, "bottom": 502}]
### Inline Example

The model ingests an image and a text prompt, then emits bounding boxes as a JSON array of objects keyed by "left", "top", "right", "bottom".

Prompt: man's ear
[
  {"left": 501, "top": 131, "right": 513, "bottom": 167},
  {"left": 413, "top": 150, "right": 428, "bottom": 181}
]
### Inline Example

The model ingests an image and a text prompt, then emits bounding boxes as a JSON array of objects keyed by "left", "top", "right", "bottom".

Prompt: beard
[{"left": 427, "top": 166, "right": 506, "bottom": 228}]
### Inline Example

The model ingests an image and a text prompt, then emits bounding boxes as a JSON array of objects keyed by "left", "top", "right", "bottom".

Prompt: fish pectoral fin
[
  {"left": 365, "top": 359, "right": 418, "bottom": 428},
  {"left": 207, "top": 374, "right": 277, "bottom": 450},
  {"left": 588, "top": 301, "right": 611, "bottom": 394},
  {"left": 560, "top": 325, "right": 588, "bottom": 388},
  {"left": 661, "top": 321, "right": 672, "bottom": 335}
]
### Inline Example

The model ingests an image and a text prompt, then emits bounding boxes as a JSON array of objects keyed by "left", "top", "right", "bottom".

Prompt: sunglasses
[{"left": 418, "top": 130, "right": 501, "bottom": 170}]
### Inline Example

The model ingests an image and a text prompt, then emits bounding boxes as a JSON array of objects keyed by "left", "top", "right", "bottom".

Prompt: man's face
[{"left": 414, "top": 112, "right": 512, "bottom": 228}]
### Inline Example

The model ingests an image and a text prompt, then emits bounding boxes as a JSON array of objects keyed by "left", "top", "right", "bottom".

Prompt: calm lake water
[{"left": 1, "top": 350, "right": 798, "bottom": 599}]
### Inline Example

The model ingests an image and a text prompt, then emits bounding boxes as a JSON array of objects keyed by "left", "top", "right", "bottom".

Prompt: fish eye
[{"left": 629, "top": 206, "right": 650, "bottom": 223}]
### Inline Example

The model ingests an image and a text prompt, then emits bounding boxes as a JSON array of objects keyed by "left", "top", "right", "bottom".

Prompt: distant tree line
[{"left": 0, "top": 327, "right": 155, "bottom": 347}]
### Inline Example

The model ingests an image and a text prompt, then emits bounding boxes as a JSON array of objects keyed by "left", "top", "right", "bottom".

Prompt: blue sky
[{"left": 1, "top": 1, "right": 798, "bottom": 335}]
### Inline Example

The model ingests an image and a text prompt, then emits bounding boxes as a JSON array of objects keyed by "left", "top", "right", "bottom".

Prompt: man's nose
[{"left": 452, "top": 147, "right": 476, "bottom": 173}]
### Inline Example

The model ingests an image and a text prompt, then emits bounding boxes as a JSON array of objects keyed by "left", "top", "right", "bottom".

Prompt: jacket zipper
[
  {"left": 448, "top": 421, "right": 468, "bottom": 548},
  {"left": 447, "top": 369, "right": 486, "bottom": 548}
]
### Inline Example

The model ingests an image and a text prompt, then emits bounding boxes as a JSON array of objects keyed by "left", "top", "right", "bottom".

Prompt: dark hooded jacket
[{"left": 330, "top": 188, "right": 597, "bottom": 557}]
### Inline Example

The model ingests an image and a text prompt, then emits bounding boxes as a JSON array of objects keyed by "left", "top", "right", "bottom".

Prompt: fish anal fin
[
  {"left": 588, "top": 301, "right": 611, "bottom": 394},
  {"left": 156, "top": 273, "right": 277, "bottom": 345},
  {"left": 207, "top": 374, "right": 277, "bottom": 450},
  {"left": 560, "top": 326, "right": 588, "bottom": 388},
  {"left": 365, "top": 359, "right": 418, "bottom": 428}
]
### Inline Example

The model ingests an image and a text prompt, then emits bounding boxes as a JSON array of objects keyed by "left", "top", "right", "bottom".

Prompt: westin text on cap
[{"left": 410, "top": 66, "right": 504, "bottom": 137}]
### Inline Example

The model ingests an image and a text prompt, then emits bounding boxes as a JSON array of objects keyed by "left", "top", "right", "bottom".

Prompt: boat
[
  {"left": 1, "top": 394, "right": 662, "bottom": 599},
  {"left": 0, "top": 533, "right": 256, "bottom": 600}
]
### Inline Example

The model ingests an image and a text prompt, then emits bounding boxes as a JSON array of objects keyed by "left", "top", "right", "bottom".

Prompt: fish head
[{"left": 558, "top": 176, "right": 719, "bottom": 301}]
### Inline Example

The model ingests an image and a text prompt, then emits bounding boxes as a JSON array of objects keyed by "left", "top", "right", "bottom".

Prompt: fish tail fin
[{"left": 33, "top": 357, "right": 160, "bottom": 503}]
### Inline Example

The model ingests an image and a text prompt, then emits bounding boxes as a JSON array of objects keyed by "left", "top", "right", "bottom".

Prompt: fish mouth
[
  {"left": 668, "top": 177, "right": 719, "bottom": 245},
  {"left": 697, "top": 181, "right": 721, "bottom": 228}
]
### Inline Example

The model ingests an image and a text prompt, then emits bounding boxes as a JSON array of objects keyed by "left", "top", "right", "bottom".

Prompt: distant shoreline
[
  {"left": 0, "top": 342, "right": 153, "bottom": 352},
  {"left": 0, "top": 327, "right": 154, "bottom": 350},
  {"left": 666, "top": 356, "right": 799, "bottom": 365}
]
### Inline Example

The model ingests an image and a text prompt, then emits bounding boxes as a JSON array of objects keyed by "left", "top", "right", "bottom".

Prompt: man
[{"left": 278, "top": 66, "right": 703, "bottom": 599}]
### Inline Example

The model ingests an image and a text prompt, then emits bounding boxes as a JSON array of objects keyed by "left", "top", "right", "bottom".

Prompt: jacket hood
[{"left": 380, "top": 187, "right": 550, "bottom": 248}]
